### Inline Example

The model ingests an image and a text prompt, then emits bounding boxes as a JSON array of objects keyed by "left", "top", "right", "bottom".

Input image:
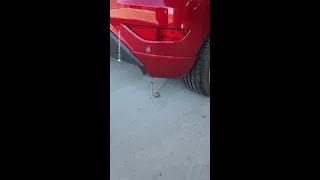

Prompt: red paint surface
[{"left": 110, "top": 0, "right": 210, "bottom": 78}]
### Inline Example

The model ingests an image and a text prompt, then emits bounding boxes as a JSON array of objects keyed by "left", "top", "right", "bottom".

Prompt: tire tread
[{"left": 182, "top": 35, "right": 210, "bottom": 96}]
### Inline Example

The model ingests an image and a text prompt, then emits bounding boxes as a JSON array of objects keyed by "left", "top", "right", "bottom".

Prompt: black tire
[{"left": 182, "top": 35, "right": 210, "bottom": 97}]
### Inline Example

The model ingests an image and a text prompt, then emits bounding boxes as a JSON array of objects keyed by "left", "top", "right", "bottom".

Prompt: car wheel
[{"left": 182, "top": 35, "right": 210, "bottom": 97}]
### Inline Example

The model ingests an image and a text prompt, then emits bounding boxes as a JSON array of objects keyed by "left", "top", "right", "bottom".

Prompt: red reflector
[
  {"left": 158, "top": 29, "right": 173, "bottom": 41},
  {"left": 127, "top": 25, "right": 189, "bottom": 42},
  {"left": 128, "top": 26, "right": 157, "bottom": 41}
]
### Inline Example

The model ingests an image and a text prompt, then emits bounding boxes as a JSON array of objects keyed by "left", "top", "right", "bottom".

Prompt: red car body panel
[{"left": 110, "top": 0, "right": 210, "bottom": 78}]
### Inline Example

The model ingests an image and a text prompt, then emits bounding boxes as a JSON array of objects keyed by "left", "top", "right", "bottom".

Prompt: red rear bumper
[
  {"left": 110, "top": 25, "right": 198, "bottom": 78},
  {"left": 110, "top": 29, "right": 196, "bottom": 78}
]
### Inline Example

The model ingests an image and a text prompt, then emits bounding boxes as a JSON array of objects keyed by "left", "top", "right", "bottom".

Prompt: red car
[{"left": 110, "top": 0, "right": 210, "bottom": 96}]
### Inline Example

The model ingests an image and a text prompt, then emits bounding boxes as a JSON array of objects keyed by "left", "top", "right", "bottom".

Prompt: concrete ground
[{"left": 110, "top": 57, "right": 210, "bottom": 180}]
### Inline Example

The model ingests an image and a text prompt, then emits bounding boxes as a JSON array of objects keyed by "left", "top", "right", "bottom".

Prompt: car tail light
[{"left": 127, "top": 25, "right": 189, "bottom": 42}]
